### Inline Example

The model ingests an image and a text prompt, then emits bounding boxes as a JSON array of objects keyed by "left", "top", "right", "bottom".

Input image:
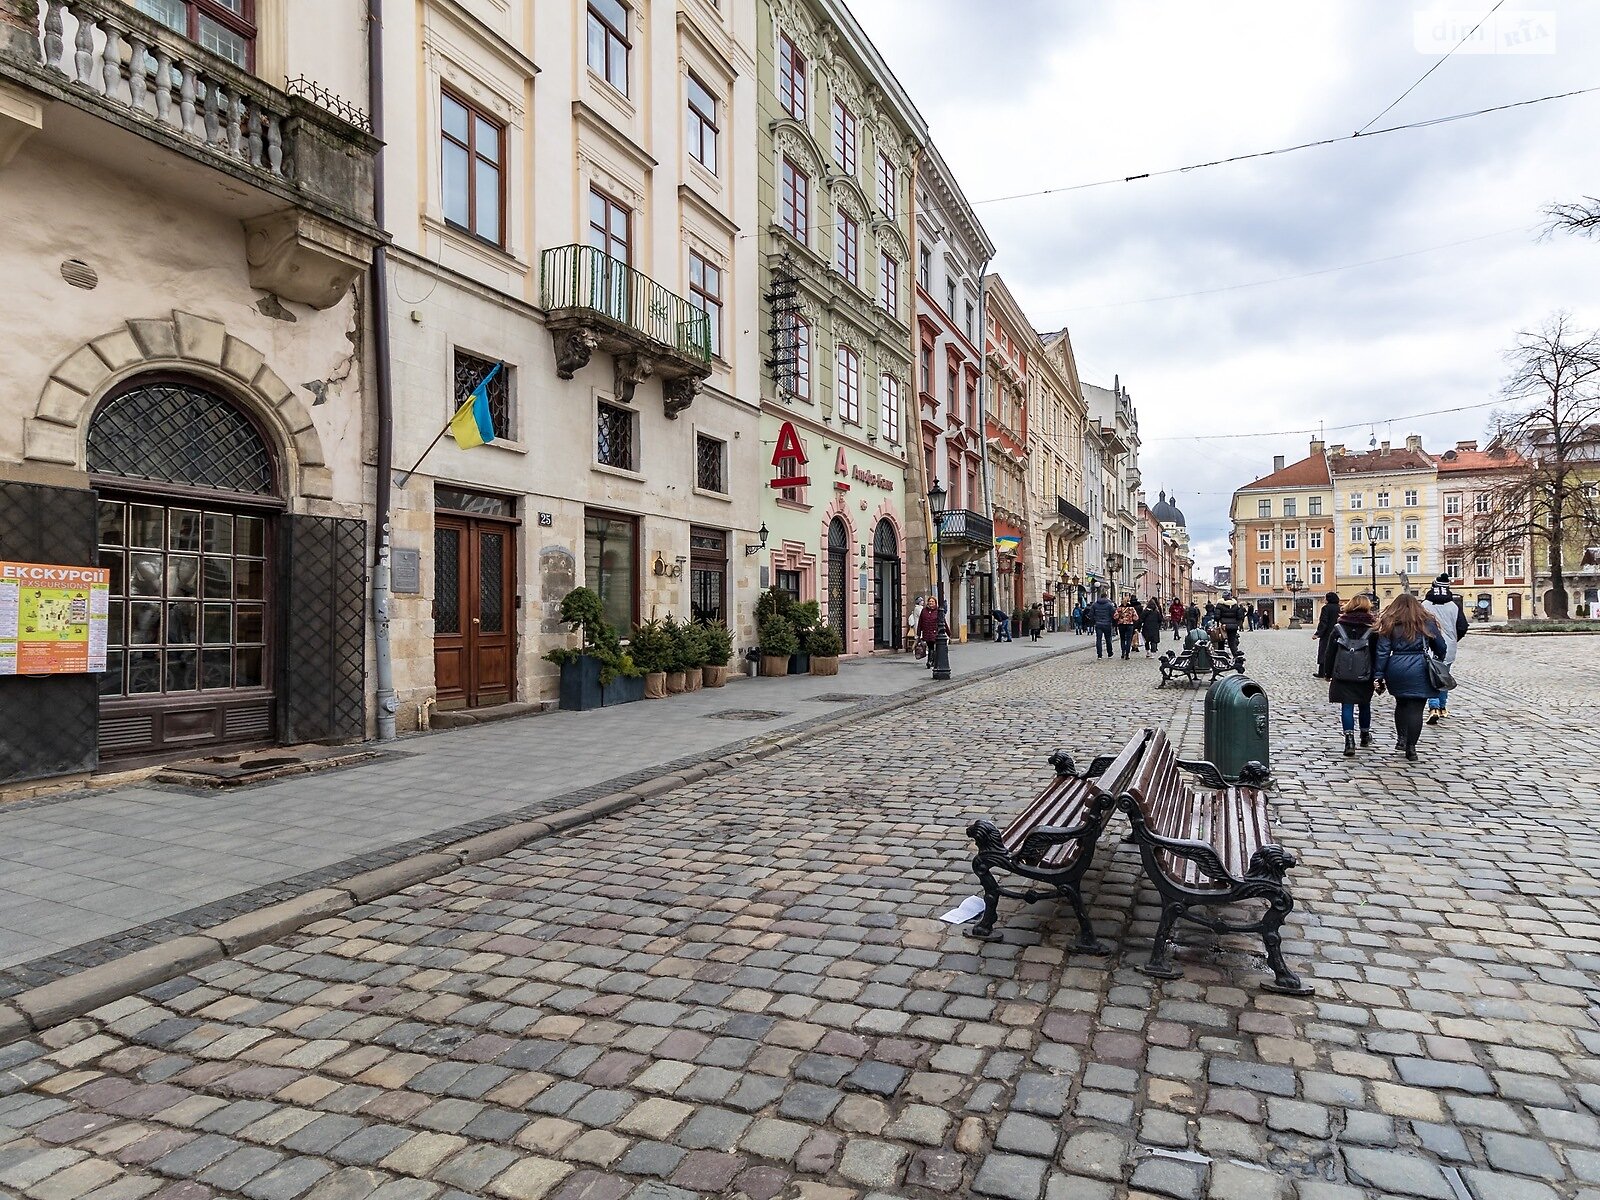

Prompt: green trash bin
[{"left": 1204, "top": 673, "right": 1270, "bottom": 783}]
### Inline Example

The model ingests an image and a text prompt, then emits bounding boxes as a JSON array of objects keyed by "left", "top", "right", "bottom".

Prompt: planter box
[
  {"left": 602, "top": 674, "right": 644, "bottom": 706},
  {"left": 644, "top": 671, "right": 667, "bottom": 699},
  {"left": 810, "top": 655, "right": 840, "bottom": 676},
  {"left": 683, "top": 669, "right": 702, "bottom": 693},
  {"left": 703, "top": 665, "right": 731, "bottom": 688},
  {"left": 557, "top": 656, "right": 604, "bottom": 711},
  {"left": 760, "top": 655, "right": 789, "bottom": 677},
  {"left": 665, "top": 670, "right": 687, "bottom": 694},
  {"left": 788, "top": 653, "right": 811, "bottom": 675}
]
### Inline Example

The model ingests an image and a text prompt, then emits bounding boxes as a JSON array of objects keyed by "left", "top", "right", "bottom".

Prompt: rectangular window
[
  {"left": 1309, "top": 496, "right": 1322, "bottom": 515},
  {"left": 964, "top": 302, "right": 975, "bottom": 340},
  {"left": 1257, "top": 499, "right": 1271, "bottom": 518},
  {"left": 946, "top": 367, "right": 957, "bottom": 412},
  {"left": 775, "top": 568, "right": 801, "bottom": 601},
  {"left": 918, "top": 246, "right": 931, "bottom": 291},
  {"left": 1475, "top": 557, "right": 1492, "bottom": 578},
  {"left": 136, "top": 0, "right": 255, "bottom": 68},
  {"left": 1258, "top": 564, "right": 1271, "bottom": 587},
  {"left": 1404, "top": 489, "right": 1418, "bottom": 506},
  {"left": 596, "top": 401, "right": 635, "bottom": 471},
  {"left": 1284, "top": 532, "right": 1298, "bottom": 550},
  {"left": 879, "top": 375, "right": 900, "bottom": 443},
  {"left": 836, "top": 211, "right": 858, "bottom": 284},
  {"left": 1353, "top": 557, "right": 1366, "bottom": 577},
  {"left": 1445, "top": 494, "right": 1461, "bottom": 514},
  {"left": 777, "top": 33, "right": 807, "bottom": 121},
  {"left": 778, "top": 454, "right": 803, "bottom": 504},
  {"left": 1376, "top": 554, "right": 1391, "bottom": 575},
  {"left": 876, "top": 152, "right": 895, "bottom": 217},
  {"left": 832, "top": 99, "right": 857, "bottom": 175},
  {"left": 1309, "top": 530, "right": 1323, "bottom": 549},
  {"left": 688, "top": 251, "right": 723, "bottom": 359},
  {"left": 1283, "top": 498, "right": 1296, "bottom": 517},
  {"left": 1257, "top": 532, "right": 1271, "bottom": 551},
  {"left": 686, "top": 73, "right": 718, "bottom": 173},
  {"left": 1376, "top": 490, "right": 1390, "bottom": 508},
  {"left": 878, "top": 252, "right": 898, "bottom": 316},
  {"left": 452, "top": 349, "right": 511, "bottom": 441},
  {"left": 1404, "top": 520, "right": 1418, "bottom": 540},
  {"left": 1348, "top": 492, "right": 1363, "bottom": 510},
  {"left": 1475, "top": 493, "right": 1491, "bottom": 513},
  {"left": 588, "top": 187, "right": 631, "bottom": 264},
  {"left": 1507, "top": 553, "right": 1523, "bottom": 576},
  {"left": 584, "top": 511, "right": 637, "bottom": 632},
  {"left": 1309, "top": 564, "right": 1323, "bottom": 585},
  {"left": 1370, "top": 523, "right": 1390, "bottom": 541},
  {"left": 780, "top": 158, "right": 809, "bottom": 242},
  {"left": 1405, "top": 553, "right": 1420, "bottom": 574},
  {"left": 1351, "top": 524, "right": 1364, "bottom": 542},
  {"left": 587, "top": 0, "right": 630, "bottom": 94},
  {"left": 836, "top": 345, "right": 860, "bottom": 424},
  {"left": 945, "top": 278, "right": 957, "bottom": 316},
  {"left": 793, "top": 317, "right": 811, "bottom": 400},
  {"left": 1445, "top": 528, "right": 1461, "bottom": 546},
  {"left": 919, "top": 346, "right": 932, "bottom": 394},
  {"left": 441, "top": 89, "right": 504, "bottom": 246},
  {"left": 695, "top": 433, "right": 725, "bottom": 493},
  {"left": 1446, "top": 558, "right": 1461, "bottom": 579}
]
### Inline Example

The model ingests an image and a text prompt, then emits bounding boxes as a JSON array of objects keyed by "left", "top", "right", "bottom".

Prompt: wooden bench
[
  {"left": 965, "top": 729, "right": 1151, "bottom": 949},
  {"left": 1117, "top": 729, "right": 1310, "bottom": 994}
]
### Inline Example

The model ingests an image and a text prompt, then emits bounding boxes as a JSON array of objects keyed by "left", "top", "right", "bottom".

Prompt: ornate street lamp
[
  {"left": 1286, "top": 569, "right": 1306, "bottom": 629},
  {"left": 927, "top": 480, "right": 952, "bottom": 680},
  {"left": 1365, "top": 520, "right": 1381, "bottom": 599}
]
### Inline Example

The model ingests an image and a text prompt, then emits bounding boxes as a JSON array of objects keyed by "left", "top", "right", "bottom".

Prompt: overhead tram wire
[
  {"left": 1357, "top": 0, "right": 1506, "bottom": 134},
  {"left": 971, "top": 85, "right": 1600, "bottom": 207},
  {"left": 1141, "top": 398, "right": 1505, "bottom": 443}
]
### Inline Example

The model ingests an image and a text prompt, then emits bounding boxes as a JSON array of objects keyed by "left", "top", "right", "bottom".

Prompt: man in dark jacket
[
  {"left": 1214, "top": 593, "right": 1246, "bottom": 657},
  {"left": 1312, "top": 590, "right": 1341, "bottom": 679},
  {"left": 1184, "top": 601, "right": 1201, "bottom": 630},
  {"left": 1087, "top": 592, "right": 1117, "bottom": 659}
]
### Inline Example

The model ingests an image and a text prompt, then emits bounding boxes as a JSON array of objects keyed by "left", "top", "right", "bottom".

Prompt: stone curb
[{"left": 0, "top": 641, "right": 1084, "bottom": 1048}]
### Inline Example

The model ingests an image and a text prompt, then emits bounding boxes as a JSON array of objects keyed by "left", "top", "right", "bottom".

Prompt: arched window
[
  {"left": 827, "top": 516, "right": 850, "bottom": 643},
  {"left": 872, "top": 518, "right": 900, "bottom": 649},
  {"left": 88, "top": 379, "right": 277, "bottom": 497}
]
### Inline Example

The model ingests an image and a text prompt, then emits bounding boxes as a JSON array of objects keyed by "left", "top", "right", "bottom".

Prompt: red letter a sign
[{"left": 770, "top": 421, "right": 810, "bottom": 488}]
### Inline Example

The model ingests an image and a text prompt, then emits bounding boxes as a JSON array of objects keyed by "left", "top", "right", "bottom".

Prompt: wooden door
[{"left": 434, "top": 516, "right": 515, "bottom": 709}]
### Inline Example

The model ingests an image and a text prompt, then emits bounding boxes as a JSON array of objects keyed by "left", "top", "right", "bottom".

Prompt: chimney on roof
[
  {"left": 1272, "top": 455, "right": 1285, "bottom": 471},
  {"left": 1406, "top": 434, "right": 1422, "bottom": 452},
  {"left": 1329, "top": 443, "right": 1346, "bottom": 455},
  {"left": 1379, "top": 440, "right": 1390, "bottom": 453},
  {"left": 1455, "top": 439, "right": 1478, "bottom": 452},
  {"left": 1310, "top": 438, "right": 1325, "bottom": 457}
]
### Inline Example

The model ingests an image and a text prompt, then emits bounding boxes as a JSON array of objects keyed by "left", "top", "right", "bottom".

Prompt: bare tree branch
[{"left": 1541, "top": 197, "right": 1600, "bottom": 241}]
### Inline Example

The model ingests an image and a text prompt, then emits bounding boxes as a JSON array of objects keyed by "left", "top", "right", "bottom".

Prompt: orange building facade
[{"left": 1229, "top": 441, "right": 1336, "bottom": 625}]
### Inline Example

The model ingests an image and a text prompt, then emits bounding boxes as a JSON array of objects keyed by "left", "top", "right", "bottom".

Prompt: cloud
[{"left": 851, "top": 0, "right": 1600, "bottom": 571}]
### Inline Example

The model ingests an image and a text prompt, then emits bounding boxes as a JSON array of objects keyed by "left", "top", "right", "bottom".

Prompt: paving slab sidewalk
[{"left": 0, "top": 634, "right": 1083, "bottom": 991}]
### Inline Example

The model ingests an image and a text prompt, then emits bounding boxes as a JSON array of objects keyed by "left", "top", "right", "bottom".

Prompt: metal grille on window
[
  {"left": 88, "top": 383, "right": 274, "bottom": 495},
  {"left": 453, "top": 350, "right": 511, "bottom": 441},
  {"left": 598, "top": 403, "right": 634, "bottom": 471},
  {"left": 434, "top": 527, "right": 461, "bottom": 634},
  {"left": 696, "top": 435, "right": 724, "bottom": 493},
  {"left": 479, "top": 532, "right": 505, "bottom": 632}
]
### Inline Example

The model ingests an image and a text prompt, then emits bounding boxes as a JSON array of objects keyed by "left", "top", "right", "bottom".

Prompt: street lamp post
[
  {"left": 1285, "top": 569, "right": 1305, "bottom": 628},
  {"left": 1365, "top": 521, "right": 1380, "bottom": 599},
  {"left": 928, "top": 480, "right": 953, "bottom": 680}
]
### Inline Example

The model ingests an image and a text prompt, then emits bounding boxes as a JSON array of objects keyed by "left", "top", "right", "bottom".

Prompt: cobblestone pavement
[
  {"left": 0, "top": 636, "right": 1063, "bottom": 989},
  {"left": 0, "top": 630, "right": 1597, "bottom": 1199}
]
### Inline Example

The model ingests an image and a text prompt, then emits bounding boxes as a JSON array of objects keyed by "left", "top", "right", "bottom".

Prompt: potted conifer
[
  {"left": 700, "top": 621, "right": 734, "bottom": 687},
  {"left": 630, "top": 618, "right": 672, "bottom": 699},
  {"left": 679, "top": 621, "right": 707, "bottom": 692},
  {"left": 758, "top": 614, "right": 798, "bottom": 677},
  {"left": 663, "top": 616, "right": 689, "bottom": 694},
  {"left": 788, "top": 599, "right": 819, "bottom": 674},
  {"left": 807, "top": 624, "right": 842, "bottom": 675},
  {"left": 544, "top": 587, "right": 641, "bottom": 710}
]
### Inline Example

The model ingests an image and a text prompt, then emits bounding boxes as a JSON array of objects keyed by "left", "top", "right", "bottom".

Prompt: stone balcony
[
  {"left": 0, "top": 0, "right": 380, "bottom": 308},
  {"left": 540, "top": 244, "right": 713, "bottom": 419}
]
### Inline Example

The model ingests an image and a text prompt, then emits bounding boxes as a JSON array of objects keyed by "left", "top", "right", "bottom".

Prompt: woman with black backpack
[{"left": 1328, "top": 593, "right": 1378, "bottom": 758}]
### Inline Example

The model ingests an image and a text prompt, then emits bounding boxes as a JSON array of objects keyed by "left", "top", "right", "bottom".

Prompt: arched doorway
[
  {"left": 872, "top": 519, "right": 901, "bottom": 649},
  {"left": 89, "top": 377, "right": 281, "bottom": 761},
  {"left": 827, "top": 517, "right": 849, "bottom": 646}
]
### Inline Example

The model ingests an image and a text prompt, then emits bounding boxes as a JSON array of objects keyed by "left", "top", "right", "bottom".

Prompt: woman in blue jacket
[{"left": 1374, "top": 593, "right": 1447, "bottom": 762}]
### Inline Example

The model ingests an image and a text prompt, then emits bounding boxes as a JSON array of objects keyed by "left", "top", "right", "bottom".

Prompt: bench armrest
[
  {"left": 1017, "top": 820, "right": 1098, "bottom": 863},
  {"left": 1083, "top": 754, "right": 1115, "bottom": 779},
  {"left": 1175, "top": 759, "right": 1228, "bottom": 789},
  {"left": 1134, "top": 828, "right": 1237, "bottom": 885}
]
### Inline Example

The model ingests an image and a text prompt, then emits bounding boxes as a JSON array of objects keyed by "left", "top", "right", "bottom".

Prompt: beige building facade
[
  {"left": 1031, "top": 329, "right": 1090, "bottom": 620},
  {"left": 0, "top": 0, "right": 379, "bottom": 783}
]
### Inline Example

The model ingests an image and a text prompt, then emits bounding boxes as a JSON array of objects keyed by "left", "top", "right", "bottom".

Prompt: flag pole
[{"left": 393, "top": 422, "right": 451, "bottom": 489}]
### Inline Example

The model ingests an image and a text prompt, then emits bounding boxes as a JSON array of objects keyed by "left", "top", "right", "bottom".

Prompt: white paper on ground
[{"left": 939, "top": 895, "right": 986, "bottom": 924}]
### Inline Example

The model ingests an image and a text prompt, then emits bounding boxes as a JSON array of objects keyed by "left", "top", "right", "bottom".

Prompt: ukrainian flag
[
  {"left": 449, "top": 363, "right": 500, "bottom": 449},
  {"left": 995, "top": 535, "right": 1021, "bottom": 553}
]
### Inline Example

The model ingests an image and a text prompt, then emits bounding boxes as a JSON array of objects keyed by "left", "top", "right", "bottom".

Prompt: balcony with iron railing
[
  {"left": 541, "top": 244, "right": 713, "bottom": 419},
  {"left": 935, "top": 508, "right": 994, "bottom": 550},
  {"left": 1057, "top": 496, "right": 1090, "bottom": 533},
  {"left": 4, "top": 0, "right": 381, "bottom": 307}
]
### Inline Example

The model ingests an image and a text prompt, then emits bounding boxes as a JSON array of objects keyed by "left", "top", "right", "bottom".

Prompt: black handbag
[{"left": 1424, "top": 651, "right": 1456, "bottom": 692}]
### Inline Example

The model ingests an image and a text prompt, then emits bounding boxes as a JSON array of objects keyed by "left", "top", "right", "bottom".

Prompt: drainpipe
[
  {"left": 368, "top": 0, "right": 398, "bottom": 742},
  {"left": 975, "top": 273, "right": 997, "bottom": 601}
]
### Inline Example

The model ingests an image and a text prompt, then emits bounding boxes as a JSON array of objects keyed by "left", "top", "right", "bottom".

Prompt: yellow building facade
[{"left": 1328, "top": 439, "right": 1438, "bottom": 601}]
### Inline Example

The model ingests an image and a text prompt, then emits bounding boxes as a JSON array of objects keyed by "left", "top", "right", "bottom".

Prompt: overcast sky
[{"left": 851, "top": 1, "right": 1599, "bottom": 571}]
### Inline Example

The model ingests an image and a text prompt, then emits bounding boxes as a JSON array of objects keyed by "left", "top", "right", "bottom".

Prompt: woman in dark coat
[
  {"left": 1327, "top": 594, "right": 1376, "bottom": 757},
  {"left": 1140, "top": 598, "right": 1164, "bottom": 657},
  {"left": 1375, "top": 593, "right": 1447, "bottom": 762},
  {"left": 1312, "top": 590, "right": 1341, "bottom": 679}
]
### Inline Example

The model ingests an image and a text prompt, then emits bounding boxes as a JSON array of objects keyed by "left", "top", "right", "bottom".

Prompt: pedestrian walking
[
  {"left": 1374, "top": 593, "right": 1447, "bottom": 762},
  {"left": 1203, "top": 601, "right": 1217, "bottom": 631},
  {"left": 1142, "top": 597, "right": 1165, "bottom": 657},
  {"left": 1114, "top": 594, "right": 1140, "bottom": 660},
  {"left": 1312, "top": 590, "right": 1341, "bottom": 679},
  {"left": 1089, "top": 591, "right": 1117, "bottom": 659},
  {"left": 1027, "top": 603, "right": 1044, "bottom": 642},
  {"left": 1168, "top": 597, "right": 1186, "bottom": 642},
  {"left": 1214, "top": 592, "right": 1246, "bottom": 658},
  {"left": 1421, "top": 573, "right": 1468, "bottom": 723},
  {"left": 919, "top": 597, "right": 947, "bottom": 671},
  {"left": 1184, "top": 600, "right": 1201, "bottom": 631},
  {"left": 1327, "top": 594, "right": 1377, "bottom": 757},
  {"left": 906, "top": 595, "right": 924, "bottom": 655},
  {"left": 1071, "top": 602, "right": 1085, "bottom": 635}
]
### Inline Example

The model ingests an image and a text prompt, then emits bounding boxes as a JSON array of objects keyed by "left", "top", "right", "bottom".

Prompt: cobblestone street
[{"left": 1, "top": 629, "right": 1597, "bottom": 1200}]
